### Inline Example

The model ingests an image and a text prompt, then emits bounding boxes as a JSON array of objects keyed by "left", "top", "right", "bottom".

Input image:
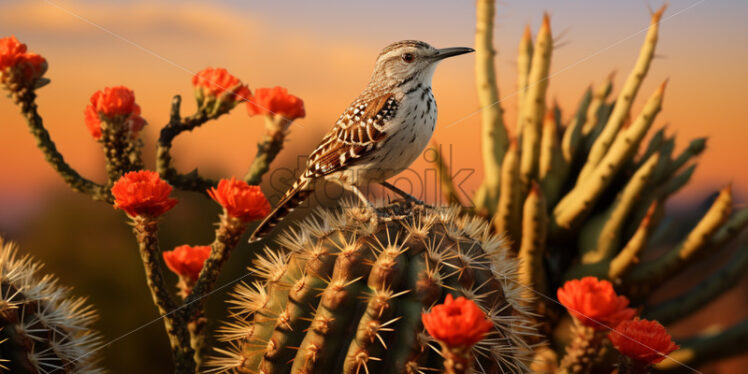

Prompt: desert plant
[
  {"left": 1, "top": 34, "right": 304, "bottom": 372},
  {"left": 209, "top": 201, "right": 536, "bottom": 374},
  {"left": 0, "top": 238, "right": 103, "bottom": 373},
  {"left": 2, "top": 1, "right": 747, "bottom": 373},
  {"left": 429, "top": 1, "right": 748, "bottom": 372}
]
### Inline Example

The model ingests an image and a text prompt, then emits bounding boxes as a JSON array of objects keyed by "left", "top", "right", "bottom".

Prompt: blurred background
[{"left": 1, "top": 0, "right": 746, "bottom": 372}]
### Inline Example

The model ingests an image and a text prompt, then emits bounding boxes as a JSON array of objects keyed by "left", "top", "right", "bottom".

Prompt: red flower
[
  {"left": 557, "top": 277, "right": 636, "bottom": 330},
  {"left": 84, "top": 86, "right": 146, "bottom": 140},
  {"left": 610, "top": 318, "right": 679, "bottom": 365},
  {"left": 112, "top": 170, "right": 178, "bottom": 218},
  {"left": 246, "top": 86, "right": 305, "bottom": 120},
  {"left": 207, "top": 178, "right": 271, "bottom": 222},
  {"left": 0, "top": 36, "right": 47, "bottom": 84},
  {"left": 163, "top": 245, "right": 212, "bottom": 283},
  {"left": 421, "top": 294, "right": 493, "bottom": 347},
  {"left": 192, "top": 67, "right": 250, "bottom": 103}
]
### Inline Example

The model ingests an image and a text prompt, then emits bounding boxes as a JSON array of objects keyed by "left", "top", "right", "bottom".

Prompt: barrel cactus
[
  {"left": 0, "top": 238, "right": 103, "bottom": 373},
  {"left": 209, "top": 201, "right": 537, "bottom": 373}
]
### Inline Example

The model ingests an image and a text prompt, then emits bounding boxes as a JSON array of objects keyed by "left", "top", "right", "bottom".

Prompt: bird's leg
[
  {"left": 347, "top": 184, "right": 375, "bottom": 209},
  {"left": 341, "top": 183, "right": 383, "bottom": 225},
  {"left": 332, "top": 180, "right": 379, "bottom": 216},
  {"left": 380, "top": 181, "right": 430, "bottom": 207}
]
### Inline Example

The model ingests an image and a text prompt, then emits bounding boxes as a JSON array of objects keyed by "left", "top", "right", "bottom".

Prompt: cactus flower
[
  {"left": 610, "top": 318, "right": 679, "bottom": 365},
  {"left": 84, "top": 86, "right": 145, "bottom": 140},
  {"left": 0, "top": 36, "right": 47, "bottom": 87},
  {"left": 421, "top": 294, "right": 494, "bottom": 347},
  {"left": 557, "top": 277, "right": 636, "bottom": 330},
  {"left": 163, "top": 245, "right": 212, "bottom": 283},
  {"left": 192, "top": 67, "right": 251, "bottom": 105},
  {"left": 112, "top": 170, "right": 178, "bottom": 218},
  {"left": 207, "top": 177, "right": 271, "bottom": 222},
  {"left": 246, "top": 86, "right": 305, "bottom": 121}
]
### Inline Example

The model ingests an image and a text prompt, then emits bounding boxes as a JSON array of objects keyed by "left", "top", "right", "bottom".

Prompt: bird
[{"left": 249, "top": 40, "right": 474, "bottom": 242}]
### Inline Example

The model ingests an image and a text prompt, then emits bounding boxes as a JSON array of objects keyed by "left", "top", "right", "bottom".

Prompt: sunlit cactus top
[{"left": 210, "top": 201, "right": 537, "bottom": 374}]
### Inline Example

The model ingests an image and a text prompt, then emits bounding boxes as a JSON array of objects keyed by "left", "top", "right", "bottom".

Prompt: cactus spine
[
  {"left": 0, "top": 238, "right": 103, "bottom": 374},
  {"left": 210, "top": 202, "right": 537, "bottom": 373}
]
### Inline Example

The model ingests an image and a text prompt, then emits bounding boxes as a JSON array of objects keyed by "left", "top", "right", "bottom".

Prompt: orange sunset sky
[{"left": 1, "top": 0, "right": 747, "bottom": 216}]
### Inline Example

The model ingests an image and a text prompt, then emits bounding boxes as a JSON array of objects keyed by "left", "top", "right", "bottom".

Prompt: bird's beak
[{"left": 433, "top": 47, "right": 475, "bottom": 60}]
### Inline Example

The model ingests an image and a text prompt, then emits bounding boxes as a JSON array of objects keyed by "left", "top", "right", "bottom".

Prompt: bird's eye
[{"left": 402, "top": 53, "right": 415, "bottom": 63}]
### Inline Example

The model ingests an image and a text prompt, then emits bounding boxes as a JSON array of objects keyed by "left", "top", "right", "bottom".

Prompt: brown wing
[{"left": 304, "top": 93, "right": 398, "bottom": 178}]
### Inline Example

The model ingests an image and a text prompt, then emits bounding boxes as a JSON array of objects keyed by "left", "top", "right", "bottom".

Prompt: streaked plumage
[{"left": 250, "top": 40, "right": 473, "bottom": 241}]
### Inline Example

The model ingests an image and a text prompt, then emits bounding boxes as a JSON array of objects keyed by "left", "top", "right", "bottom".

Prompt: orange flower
[
  {"left": 0, "top": 36, "right": 47, "bottom": 84},
  {"left": 84, "top": 86, "right": 146, "bottom": 140},
  {"left": 163, "top": 245, "right": 212, "bottom": 283},
  {"left": 421, "top": 294, "right": 493, "bottom": 347},
  {"left": 557, "top": 277, "right": 636, "bottom": 330},
  {"left": 207, "top": 178, "right": 271, "bottom": 222},
  {"left": 192, "top": 67, "right": 250, "bottom": 103},
  {"left": 610, "top": 318, "right": 679, "bottom": 365},
  {"left": 246, "top": 86, "right": 305, "bottom": 120},
  {"left": 112, "top": 170, "right": 178, "bottom": 218}
]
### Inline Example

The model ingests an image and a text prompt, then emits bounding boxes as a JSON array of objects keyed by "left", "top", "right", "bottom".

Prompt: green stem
[
  {"left": 13, "top": 87, "right": 108, "bottom": 201},
  {"left": 132, "top": 216, "right": 195, "bottom": 373},
  {"left": 156, "top": 95, "right": 218, "bottom": 194},
  {"left": 243, "top": 116, "right": 288, "bottom": 185},
  {"left": 184, "top": 214, "right": 246, "bottom": 323}
]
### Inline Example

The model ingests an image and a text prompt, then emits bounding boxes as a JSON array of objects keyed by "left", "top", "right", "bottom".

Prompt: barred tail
[{"left": 249, "top": 178, "right": 314, "bottom": 242}]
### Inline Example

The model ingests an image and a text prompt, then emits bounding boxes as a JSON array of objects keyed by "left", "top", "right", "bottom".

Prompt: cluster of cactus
[
  {"left": 3, "top": 0, "right": 747, "bottom": 372},
  {"left": 0, "top": 238, "right": 103, "bottom": 373},
  {"left": 429, "top": 1, "right": 748, "bottom": 371},
  {"left": 209, "top": 201, "right": 537, "bottom": 373}
]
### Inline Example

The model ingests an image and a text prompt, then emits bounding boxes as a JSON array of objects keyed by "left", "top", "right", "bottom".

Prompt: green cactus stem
[
  {"left": 663, "top": 137, "right": 707, "bottom": 181},
  {"left": 519, "top": 14, "right": 553, "bottom": 195},
  {"left": 517, "top": 25, "right": 534, "bottom": 117},
  {"left": 638, "top": 127, "right": 666, "bottom": 166},
  {"left": 556, "top": 323, "right": 604, "bottom": 374},
  {"left": 645, "top": 245, "right": 748, "bottom": 325},
  {"left": 553, "top": 81, "right": 666, "bottom": 232},
  {"left": 608, "top": 202, "right": 661, "bottom": 280},
  {"left": 539, "top": 106, "right": 569, "bottom": 206},
  {"left": 627, "top": 185, "right": 733, "bottom": 290},
  {"left": 11, "top": 86, "right": 108, "bottom": 202},
  {"left": 157, "top": 94, "right": 220, "bottom": 193},
  {"left": 243, "top": 115, "right": 293, "bottom": 185},
  {"left": 182, "top": 213, "right": 248, "bottom": 369},
  {"left": 492, "top": 139, "right": 522, "bottom": 251},
  {"left": 655, "top": 318, "right": 748, "bottom": 372},
  {"left": 430, "top": 142, "right": 462, "bottom": 205},
  {"left": 561, "top": 87, "right": 592, "bottom": 165},
  {"left": 578, "top": 5, "right": 665, "bottom": 182},
  {"left": 132, "top": 216, "right": 196, "bottom": 373},
  {"left": 473, "top": 0, "right": 510, "bottom": 214},
  {"left": 580, "top": 73, "right": 614, "bottom": 137},
  {"left": 517, "top": 183, "right": 548, "bottom": 303},
  {"left": 578, "top": 152, "right": 660, "bottom": 264},
  {"left": 209, "top": 202, "right": 537, "bottom": 374}
]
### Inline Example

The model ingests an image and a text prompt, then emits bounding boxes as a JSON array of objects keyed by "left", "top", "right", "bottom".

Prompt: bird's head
[{"left": 371, "top": 40, "right": 474, "bottom": 89}]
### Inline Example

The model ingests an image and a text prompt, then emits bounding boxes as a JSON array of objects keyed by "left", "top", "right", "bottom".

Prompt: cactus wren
[{"left": 250, "top": 40, "right": 473, "bottom": 241}]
